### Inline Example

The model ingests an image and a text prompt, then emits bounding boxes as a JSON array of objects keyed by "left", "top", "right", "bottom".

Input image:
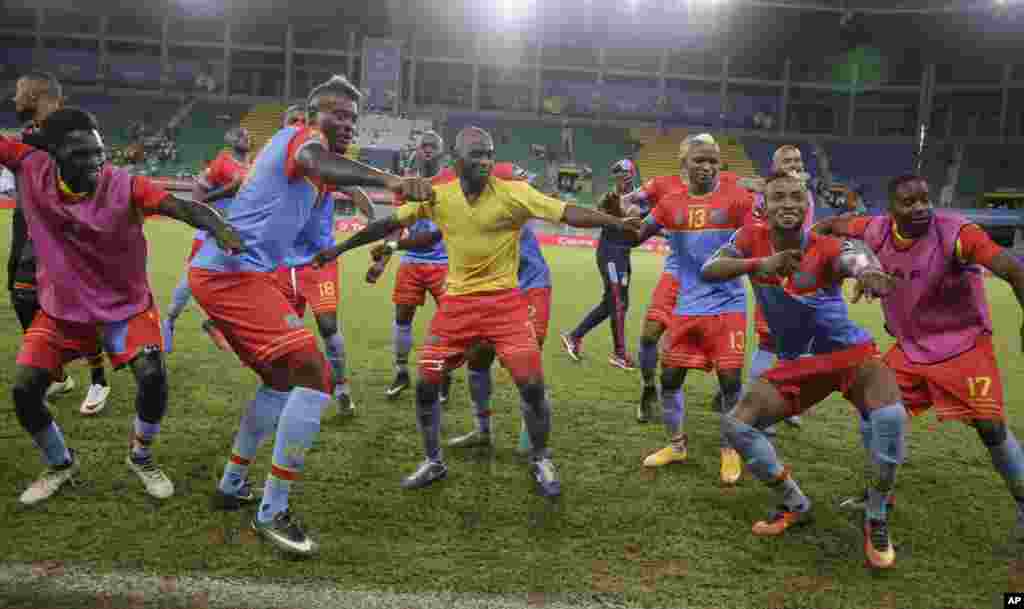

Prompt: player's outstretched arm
[
  {"left": 370, "top": 229, "right": 443, "bottom": 261},
  {"left": 315, "top": 216, "right": 405, "bottom": 267},
  {"left": 342, "top": 187, "right": 377, "bottom": 221},
  {"left": 203, "top": 178, "right": 243, "bottom": 204},
  {"left": 157, "top": 196, "right": 242, "bottom": 254},
  {"left": 702, "top": 240, "right": 803, "bottom": 282},
  {"left": 981, "top": 250, "right": 1024, "bottom": 351},
  {"left": 561, "top": 204, "right": 643, "bottom": 233}
]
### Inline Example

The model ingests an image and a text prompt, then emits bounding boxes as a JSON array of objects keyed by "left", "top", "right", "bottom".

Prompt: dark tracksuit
[{"left": 569, "top": 223, "right": 637, "bottom": 354}]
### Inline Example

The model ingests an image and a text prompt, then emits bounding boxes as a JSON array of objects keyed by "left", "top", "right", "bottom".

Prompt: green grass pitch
[{"left": 0, "top": 215, "right": 1022, "bottom": 609}]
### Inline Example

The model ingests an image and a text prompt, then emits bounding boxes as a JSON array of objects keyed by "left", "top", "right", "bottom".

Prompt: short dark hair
[
  {"left": 306, "top": 75, "right": 361, "bottom": 113},
  {"left": 38, "top": 107, "right": 99, "bottom": 152},
  {"left": 21, "top": 71, "right": 63, "bottom": 100},
  {"left": 888, "top": 174, "right": 925, "bottom": 200}
]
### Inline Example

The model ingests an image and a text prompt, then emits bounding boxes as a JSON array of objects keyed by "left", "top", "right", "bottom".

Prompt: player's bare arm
[
  {"left": 835, "top": 238, "right": 893, "bottom": 300},
  {"left": 156, "top": 195, "right": 242, "bottom": 254},
  {"left": 810, "top": 212, "right": 860, "bottom": 236},
  {"left": 295, "top": 143, "right": 431, "bottom": 199},
  {"left": 981, "top": 250, "right": 1024, "bottom": 351},
  {"left": 342, "top": 187, "right": 376, "bottom": 221},
  {"left": 203, "top": 177, "right": 242, "bottom": 204},
  {"left": 372, "top": 230, "right": 443, "bottom": 261},
  {"left": 314, "top": 215, "right": 410, "bottom": 266},
  {"left": 701, "top": 242, "right": 803, "bottom": 281},
  {"left": 562, "top": 204, "right": 642, "bottom": 234}
]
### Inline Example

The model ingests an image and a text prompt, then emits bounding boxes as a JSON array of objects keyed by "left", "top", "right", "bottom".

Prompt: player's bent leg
[
  {"left": 723, "top": 381, "right": 812, "bottom": 536},
  {"left": 389, "top": 304, "right": 417, "bottom": 399},
  {"left": 849, "top": 359, "right": 906, "bottom": 569},
  {"left": 14, "top": 364, "right": 78, "bottom": 505},
  {"left": 314, "top": 312, "right": 353, "bottom": 415},
  {"left": 253, "top": 347, "right": 332, "bottom": 557},
  {"left": 974, "top": 419, "right": 1024, "bottom": 541},
  {"left": 644, "top": 367, "right": 689, "bottom": 467},
  {"left": 449, "top": 343, "right": 497, "bottom": 449},
  {"left": 125, "top": 347, "right": 174, "bottom": 500},
  {"left": 163, "top": 273, "right": 192, "bottom": 353},
  {"left": 214, "top": 385, "right": 287, "bottom": 511}
]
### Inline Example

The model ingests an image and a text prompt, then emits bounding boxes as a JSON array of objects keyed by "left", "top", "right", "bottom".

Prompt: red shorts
[
  {"left": 524, "top": 287, "right": 552, "bottom": 347},
  {"left": 187, "top": 237, "right": 205, "bottom": 264},
  {"left": 754, "top": 306, "right": 774, "bottom": 351},
  {"left": 645, "top": 273, "right": 679, "bottom": 326},
  {"left": 277, "top": 261, "right": 340, "bottom": 318},
  {"left": 419, "top": 289, "right": 542, "bottom": 384},
  {"left": 884, "top": 336, "right": 1004, "bottom": 422},
  {"left": 17, "top": 301, "right": 162, "bottom": 372},
  {"left": 661, "top": 312, "right": 746, "bottom": 372},
  {"left": 392, "top": 262, "right": 447, "bottom": 307},
  {"left": 761, "top": 342, "right": 879, "bottom": 417},
  {"left": 189, "top": 268, "right": 319, "bottom": 372}
]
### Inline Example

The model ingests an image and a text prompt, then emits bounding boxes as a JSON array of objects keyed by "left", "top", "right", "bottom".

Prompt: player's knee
[
  {"left": 660, "top": 367, "right": 684, "bottom": 391},
  {"left": 283, "top": 348, "right": 331, "bottom": 393},
  {"left": 975, "top": 419, "right": 1008, "bottom": 447},
  {"left": 642, "top": 321, "right": 663, "bottom": 343},
  {"left": 466, "top": 342, "right": 496, "bottom": 371},
  {"left": 518, "top": 380, "right": 546, "bottom": 408},
  {"left": 12, "top": 366, "right": 52, "bottom": 434},
  {"left": 862, "top": 360, "right": 903, "bottom": 407},
  {"left": 315, "top": 314, "right": 338, "bottom": 338},
  {"left": 415, "top": 378, "right": 440, "bottom": 406},
  {"left": 395, "top": 305, "right": 416, "bottom": 325},
  {"left": 131, "top": 347, "right": 169, "bottom": 420}
]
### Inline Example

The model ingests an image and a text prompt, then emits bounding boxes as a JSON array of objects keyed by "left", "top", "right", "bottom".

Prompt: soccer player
[
  {"left": 282, "top": 105, "right": 305, "bottom": 128},
  {"left": 717, "top": 145, "right": 812, "bottom": 432},
  {"left": 189, "top": 75, "right": 432, "bottom": 556},
  {"left": 815, "top": 175, "right": 1024, "bottom": 541},
  {"left": 381, "top": 131, "right": 454, "bottom": 403},
  {"left": 8, "top": 72, "right": 112, "bottom": 414},
  {"left": 631, "top": 135, "right": 752, "bottom": 484},
  {"left": 278, "top": 181, "right": 376, "bottom": 415},
  {"left": 620, "top": 135, "right": 699, "bottom": 423},
  {"left": 447, "top": 220, "right": 553, "bottom": 452},
  {"left": 561, "top": 159, "right": 640, "bottom": 369},
  {"left": 163, "top": 126, "right": 251, "bottom": 353},
  {"left": 1, "top": 107, "right": 241, "bottom": 505},
  {"left": 315, "top": 126, "right": 641, "bottom": 496},
  {"left": 702, "top": 171, "right": 906, "bottom": 569}
]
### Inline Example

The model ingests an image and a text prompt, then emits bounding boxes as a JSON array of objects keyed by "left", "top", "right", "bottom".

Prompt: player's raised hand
[
  {"left": 395, "top": 177, "right": 434, "bottom": 202},
  {"left": 857, "top": 270, "right": 895, "bottom": 301},
  {"left": 760, "top": 249, "right": 803, "bottom": 277},
  {"left": 212, "top": 224, "right": 243, "bottom": 255}
]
